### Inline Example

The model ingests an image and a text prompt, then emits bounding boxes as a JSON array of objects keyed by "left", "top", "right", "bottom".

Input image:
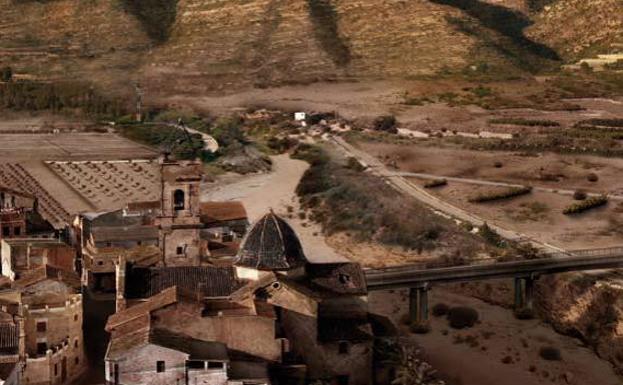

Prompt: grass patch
[
  {"left": 489, "top": 118, "right": 560, "bottom": 127},
  {"left": 563, "top": 195, "right": 608, "bottom": 215},
  {"left": 468, "top": 186, "right": 532, "bottom": 203}
]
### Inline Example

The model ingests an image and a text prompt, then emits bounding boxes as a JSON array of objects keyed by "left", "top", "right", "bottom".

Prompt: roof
[
  {"left": 91, "top": 225, "right": 158, "bottom": 243},
  {"left": 235, "top": 212, "right": 307, "bottom": 271},
  {"left": 106, "top": 287, "right": 178, "bottom": 331},
  {"left": 13, "top": 264, "right": 81, "bottom": 290},
  {"left": 303, "top": 263, "right": 367, "bottom": 296},
  {"left": 150, "top": 328, "right": 229, "bottom": 361},
  {"left": 200, "top": 202, "right": 248, "bottom": 225},
  {"left": 125, "top": 266, "right": 244, "bottom": 299},
  {"left": 0, "top": 184, "right": 35, "bottom": 200}
]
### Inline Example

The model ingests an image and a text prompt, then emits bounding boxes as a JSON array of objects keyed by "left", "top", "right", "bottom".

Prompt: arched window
[{"left": 173, "top": 189, "right": 185, "bottom": 211}]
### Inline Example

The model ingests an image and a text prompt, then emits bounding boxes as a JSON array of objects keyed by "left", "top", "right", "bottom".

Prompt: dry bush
[
  {"left": 587, "top": 173, "right": 599, "bottom": 182},
  {"left": 573, "top": 190, "right": 587, "bottom": 200},
  {"left": 539, "top": 346, "right": 562, "bottom": 361},
  {"left": 563, "top": 195, "right": 608, "bottom": 215},
  {"left": 469, "top": 186, "right": 532, "bottom": 203},
  {"left": 432, "top": 303, "right": 450, "bottom": 317},
  {"left": 447, "top": 306, "right": 479, "bottom": 329}
]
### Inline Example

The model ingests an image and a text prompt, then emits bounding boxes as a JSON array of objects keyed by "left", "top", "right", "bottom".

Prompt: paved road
[
  {"left": 394, "top": 171, "right": 623, "bottom": 201},
  {"left": 365, "top": 246, "right": 623, "bottom": 290},
  {"left": 328, "top": 136, "right": 564, "bottom": 252}
]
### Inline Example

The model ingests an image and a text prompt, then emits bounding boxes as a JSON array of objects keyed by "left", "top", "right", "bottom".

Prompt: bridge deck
[{"left": 365, "top": 247, "right": 623, "bottom": 290}]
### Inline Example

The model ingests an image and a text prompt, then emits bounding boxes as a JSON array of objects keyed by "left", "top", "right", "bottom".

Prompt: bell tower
[{"left": 156, "top": 155, "right": 204, "bottom": 266}]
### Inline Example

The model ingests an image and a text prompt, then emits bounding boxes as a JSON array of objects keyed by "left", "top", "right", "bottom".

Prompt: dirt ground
[
  {"left": 369, "top": 288, "right": 622, "bottom": 385},
  {"left": 356, "top": 141, "right": 623, "bottom": 249}
]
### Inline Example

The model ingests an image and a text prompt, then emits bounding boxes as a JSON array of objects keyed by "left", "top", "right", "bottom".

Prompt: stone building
[
  {"left": 0, "top": 186, "right": 54, "bottom": 241},
  {"left": 104, "top": 211, "right": 373, "bottom": 385}
]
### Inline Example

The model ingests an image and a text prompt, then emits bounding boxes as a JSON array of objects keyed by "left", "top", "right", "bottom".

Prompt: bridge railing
[{"left": 365, "top": 246, "right": 623, "bottom": 276}]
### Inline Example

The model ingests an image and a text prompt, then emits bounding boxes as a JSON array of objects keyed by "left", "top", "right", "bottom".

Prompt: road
[
  {"left": 365, "top": 246, "right": 623, "bottom": 290},
  {"left": 393, "top": 171, "right": 623, "bottom": 200},
  {"left": 328, "top": 136, "right": 564, "bottom": 252}
]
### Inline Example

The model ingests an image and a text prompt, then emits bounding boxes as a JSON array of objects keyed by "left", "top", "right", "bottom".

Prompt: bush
[
  {"left": 424, "top": 179, "right": 447, "bottom": 188},
  {"left": 563, "top": 195, "right": 608, "bottom": 215},
  {"left": 514, "top": 307, "right": 535, "bottom": 320},
  {"left": 345, "top": 157, "right": 366, "bottom": 172},
  {"left": 409, "top": 323, "right": 431, "bottom": 334},
  {"left": 373, "top": 115, "right": 398, "bottom": 134},
  {"left": 1, "top": 66, "right": 12, "bottom": 83},
  {"left": 573, "top": 190, "right": 587, "bottom": 201},
  {"left": 488, "top": 118, "right": 560, "bottom": 127},
  {"left": 432, "top": 303, "right": 450, "bottom": 317},
  {"left": 447, "top": 306, "right": 479, "bottom": 329},
  {"left": 479, "top": 222, "right": 505, "bottom": 247},
  {"left": 493, "top": 161, "right": 503, "bottom": 168},
  {"left": 469, "top": 186, "right": 532, "bottom": 203},
  {"left": 587, "top": 173, "right": 599, "bottom": 182},
  {"left": 539, "top": 346, "right": 562, "bottom": 361}
]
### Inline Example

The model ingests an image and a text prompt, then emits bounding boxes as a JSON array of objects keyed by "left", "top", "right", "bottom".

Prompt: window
[
  {"left": 74, "top": 314, "right": 78, "bottom": 322},
  {"left": 173, "top": 189, "right": 185, "bottom": 211},
  {"left": 114, "top": 363, "right": 119, "bottom": 385},
  {"left": 54, "top": 363, "right": 58, "bottom": 376},
  {"left": 176, "top": 246, "right": 184, "bottom": 255},
  {"left": 36, "top": 321, "right": 47, "bottom": 332},
  {"left": 13, "top": 226, "right": 20, "bottom": 236},
  {"left": 156, "top": 361, "right": 165, "bottom": 373},
  {"left": 186, "top": 360, "right": 205, "bottom": 370},
  {"left": 2, "top": 227, "right": 9, "bottom": 237},
  {"left": 207, "top": 361, "right": 224, "bottom": 369},
  {"left": 338, "top": 341, "right": 349, "bottom": 355},
  {"left": 37, "top": 342, "right": 47, "bottom": 355},
  {"left": 75, "top": 357, "right": 79, "bottom": 365},
  {"left": 74, "top": 339, "right": 79, "bottom": 348}
]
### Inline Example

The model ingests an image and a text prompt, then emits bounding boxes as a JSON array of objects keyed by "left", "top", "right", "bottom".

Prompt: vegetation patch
[
  {"left": 563, "top": 195, "right": 608, "bottom": 215},
  {"left": 447, "top": 306, "right": 479, "bottom": 329},
  {"left": 294, "top": 144, "right": 482, "bottom": 253},
  {"left": 307, "top": 0, "right": 351, "bottom": 66},
  {"left": 116, "top": 123, "right": 207, "bottom": 161},
  {"left": 468, "top": 186, "right": 532, "bottom": 203},
  {"left": 424, "top": 179, "right": 448, "bottom": 188},
  {"left": 120, "top": 0, "right": 179, "bottom": 43},
  {"left": 539, "top": 346, "right": 562, "bottom": 361},
  {"left": 489, "top": 118, "right": 560, "bottom": 127}
]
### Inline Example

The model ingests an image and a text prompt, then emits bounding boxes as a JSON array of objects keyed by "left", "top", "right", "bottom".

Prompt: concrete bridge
[{"left": 365, "top": 247, "right": 623, "bottom": 327}]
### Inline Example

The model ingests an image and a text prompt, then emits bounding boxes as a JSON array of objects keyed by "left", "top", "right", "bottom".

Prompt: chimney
[{"left": 115, "top": 255, "right": 127, "bottom": 312}]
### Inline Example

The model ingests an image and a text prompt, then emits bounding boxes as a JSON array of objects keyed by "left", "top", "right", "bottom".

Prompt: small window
[
  {"left": 13, "top": 226, "right": 21, "bottom": 236},
  {"left": 36, "top": 321, "right": 47, "bottom": 332},
  {"left": 54, "top": 363, "right": 58, "bottom": 376},
  {"left": 338, "top": 341, "right": 349, "bottom": 355},
  {"left": 156, "top": 361, "right": 165, "bottom": 373},
  {"left": 2, "top": 227, "right": 9, "bottom": 237},
  {"left": 207, "top": 361, "right": 224, "bottom": 369},
  {"left": 74, "top": 314, "right": 78, "bottom": 322},
  {"left": 173, "top": 189, "right": 185, "bottom": 211},
  {"left": 137, "top": 240, "right": 142, "bottom": 246},
  {"left": 74, "top": 339, "right": 79, "bottom": 348},
  {"left": 176, "top": 246, "right": 184, "bottom": 255},
  {"left": 75, "top": 357, "right": 79, "bottom": 365},
  {"left": 37, "top": 342, "right": 47, "bottom": 355},
  {"left": 187, "top": 360, "right": 205, "bottom": 370}
]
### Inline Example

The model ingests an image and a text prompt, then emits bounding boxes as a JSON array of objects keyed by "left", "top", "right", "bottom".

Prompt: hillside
[{"left": 0, "top": 0, "right": 620, "bottom": 97}]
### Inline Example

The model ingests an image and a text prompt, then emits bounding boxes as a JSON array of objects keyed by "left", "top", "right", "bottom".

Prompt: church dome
[{"left": 235, "top": 211, "right": 307, "bottom": 271}]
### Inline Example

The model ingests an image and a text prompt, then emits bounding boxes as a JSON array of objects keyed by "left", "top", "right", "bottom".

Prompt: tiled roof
[
  {"left": 200, "top": 202, "right": 248, "bottom": 225},
  {"left": 13, "top": 264, "right": 81, "bottom": 290},
  {"left": 125, "top": 266, "right": 244, "bottom": 299},
  {"left": 235, "top": 212, "right": 307, "bottom": 271},
  {"left": 91, "top": 225, "right": 158, "bottom": 243},
  {"left": 106, "top": 287, "right": 178, "bottom": 331},
  {"left": 304, "top": 263, "right": 367, "bottom": 296}
]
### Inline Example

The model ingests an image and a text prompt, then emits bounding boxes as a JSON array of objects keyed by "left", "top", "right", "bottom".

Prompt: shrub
[
  {"left": 409, "top": 323, "right": 431, "bottom": 334},
  {"left": 563, "top": 195, "right": 608, "bottom": 215},
  {"left": 488, "top": 118, "right": 560, "bottom": 127},
  {"left": 539, "top": 346, "right": 562, "bottom": 361},
  {"left": 373, "top": 115, "right": 398, "bottom": 134},
  {"left": 479, "top": 223, "right": 505, "bottom": 247},
  {"left": 587, "top": 173, "right": 599, "bottom": 182},
  {"left": 447, "top": 306, "right": 479, "bottom": 329},
  {"left": 573, "top": 190, "right": 587, "bottom": 201},
  {"left": 432, "top": 303, "right": 450, "bottom": 317},
  {"left": 1, "top": 66, "right": 12, "bottom": 83},
  {"left": 424, "top": 179, "right": 447, "bottom": 188},
  {"left": 493, "top": 161, "right": 503, "bottom": 168},
  {"left": 469, "top": 186, "right": 532, "bottom": 203},
  {"left": 345, "top": 157, "right": 366, "bottom": 172}
]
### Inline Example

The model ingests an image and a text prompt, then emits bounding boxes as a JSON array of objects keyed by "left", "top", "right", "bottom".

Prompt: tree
[{"left": 1, "top": 66, "right": 12, "bottom": 83}]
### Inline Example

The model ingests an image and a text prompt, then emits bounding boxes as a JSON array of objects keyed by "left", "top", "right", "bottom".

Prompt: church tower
[{"left": 156, "top": 155, "right": 204, "bottom": 266}]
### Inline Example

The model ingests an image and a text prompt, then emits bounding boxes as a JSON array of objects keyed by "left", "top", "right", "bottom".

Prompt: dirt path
[
  {"left": 370, "top": 288, "right": 622, "bottom": 385},
  {"left": 202, "top": 154, "right": 347, "bottom": 263}
]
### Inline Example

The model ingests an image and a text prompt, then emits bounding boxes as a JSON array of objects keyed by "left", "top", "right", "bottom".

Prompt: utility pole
[{"left": 134, "top": 82, "right": 143, "bottom": 122}]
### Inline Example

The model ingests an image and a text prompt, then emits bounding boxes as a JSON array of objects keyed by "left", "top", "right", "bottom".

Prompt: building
[
  {"left": 0, "top": 186, "right": 54, "bottom": 241},
  {"left": 104, "top": 212, "right": 373, "bottom": 385}
]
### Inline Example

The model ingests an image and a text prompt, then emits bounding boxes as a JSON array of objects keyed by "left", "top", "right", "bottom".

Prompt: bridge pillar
[
  {"left": 409, "top": 286, "right": 429, "bottom": 326},
  {"left": 514, "top": 276, "right": 537, "bottom": 318}
]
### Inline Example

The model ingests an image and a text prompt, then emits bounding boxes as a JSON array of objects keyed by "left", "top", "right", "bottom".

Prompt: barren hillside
[{"left": 0, "top": 0, "right": 620, "bottom": 96}]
